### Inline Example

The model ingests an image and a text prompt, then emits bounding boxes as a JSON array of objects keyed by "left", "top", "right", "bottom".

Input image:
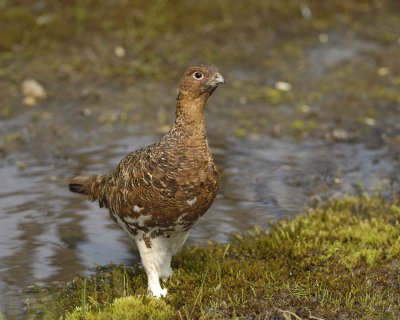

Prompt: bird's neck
[{"left": 173, "top": 95, "right": 208, "bottom": 138}]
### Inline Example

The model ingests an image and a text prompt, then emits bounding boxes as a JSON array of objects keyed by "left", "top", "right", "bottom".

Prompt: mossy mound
[
  {"left": 30, "top": 195, "right": 400, "bottom": 319},
  {"left": 65, "top": 296, "right": 174, "bottom": 320}
]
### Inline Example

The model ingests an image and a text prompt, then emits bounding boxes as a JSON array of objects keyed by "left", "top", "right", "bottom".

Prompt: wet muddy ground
[{"left": 1, "top": 1, "right": 400, "bottom": 317}]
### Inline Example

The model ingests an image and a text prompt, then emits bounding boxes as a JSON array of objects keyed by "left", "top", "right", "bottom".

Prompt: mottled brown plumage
[{"left": 67, "top": 64, "right": 224, "bottom": 297}]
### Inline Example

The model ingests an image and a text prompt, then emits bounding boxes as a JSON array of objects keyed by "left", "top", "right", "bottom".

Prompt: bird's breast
[
  {"left": 145, "top": 151, "right": 219, "bottom": 228},
  {"left": 109, "top": 137, "right": 219, "bottom": 238}
]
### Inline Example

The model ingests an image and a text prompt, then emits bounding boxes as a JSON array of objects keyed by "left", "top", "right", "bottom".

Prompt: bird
[{"left": 67, "top": 64, "right": 225, "bottom": 297}]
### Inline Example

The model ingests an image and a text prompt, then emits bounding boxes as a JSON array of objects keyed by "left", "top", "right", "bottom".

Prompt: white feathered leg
[
  {"left": 136, "top": 230, "right": 190, "bottom": 297},
  {"left": 160, "top": 231, "right": 190, "bottom": 281},
  {"left": 136, "top": 237, "right": 169, "bottom": 297}
]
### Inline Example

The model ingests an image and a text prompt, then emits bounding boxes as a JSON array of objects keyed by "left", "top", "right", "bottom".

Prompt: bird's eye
[{"left": 193, "top": 72, "right": 203, "bottom": 80}]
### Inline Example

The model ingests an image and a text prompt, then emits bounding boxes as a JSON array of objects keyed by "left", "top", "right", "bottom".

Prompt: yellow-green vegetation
[
  {"left": 65, "top": 296, "right": 174, "bottom": 320},
  {"left": 30, "top": 195, "right": 400, "bottom": 319}
]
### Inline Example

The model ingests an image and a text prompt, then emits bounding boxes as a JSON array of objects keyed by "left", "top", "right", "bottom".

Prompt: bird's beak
[{"left": 209, "top": 72, "right": 225, "bottom": 85}]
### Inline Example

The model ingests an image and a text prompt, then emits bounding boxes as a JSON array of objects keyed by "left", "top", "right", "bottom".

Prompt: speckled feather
[{"left": 80, "top": 123, "right": 219, "bottom": 239}]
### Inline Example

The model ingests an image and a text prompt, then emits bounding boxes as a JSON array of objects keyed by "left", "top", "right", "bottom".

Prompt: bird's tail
[
  {"left": 67, "top": 174, "right": 112, "bottom": 208},
  {"left": 67, "top": 175, "right": 97, "bottom": 196}
]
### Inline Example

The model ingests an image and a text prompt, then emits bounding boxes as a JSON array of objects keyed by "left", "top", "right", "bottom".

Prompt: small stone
[
  {"left": 333, "top": 177, "right": 342, "bottom": 184},
  {"left": 300, "top": 3, "right": 312, "bottom": 19},
  {"left": 297, "top": 104, "right": 310, "bottom": 114},
  {"left": 377, "top": 67, "right": 389, "bottom": 76},
  {"left": 364, "top": 117, "right": 376, "bottom": 126},
  {"left": 275, "top": 81, "right": 292, "bottom": 91},
  {"left": 332, "top": 128, "right": 349, "bottom": 141},
  {"left": 22, "top": 79, "right": 47, "bottom": 106},
  {"left": 22, "top": 79, "right": 47, "bottom": 100},
  {"left": 114, "top": 46, "right": 126, "bottom": 58},
  {"left": 82, "top": 108, "right": 92, "bottom": 117},
  {"left": 318, "top": 33, "right": 329, "bottom": 43},
  {"left": 25, "top": 285, "right": 39, "bottom": 293},
  {"left": 36, "top": 14, "right": 54, "bottom": 25}
]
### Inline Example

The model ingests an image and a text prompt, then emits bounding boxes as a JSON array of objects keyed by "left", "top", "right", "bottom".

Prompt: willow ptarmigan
[{"left": 67, "top": 64, "right": 224, "bottom": 297}]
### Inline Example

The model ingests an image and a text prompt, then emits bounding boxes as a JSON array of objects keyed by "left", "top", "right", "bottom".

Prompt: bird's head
[{"left": 177, "top": 64, "right": 225, "bottom": 101}]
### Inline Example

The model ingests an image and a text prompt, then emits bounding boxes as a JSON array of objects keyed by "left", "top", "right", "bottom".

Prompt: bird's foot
[
  {"left": 149, "top": 286, "right": 168, "bottom": 298},
  {"left": 148, "top": 274, "right": 168, "bottom": 298}
]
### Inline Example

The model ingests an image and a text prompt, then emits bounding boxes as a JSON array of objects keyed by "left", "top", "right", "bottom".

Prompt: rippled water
[{"left": 0, "top": 133, "right": 399, "bottom": 317}]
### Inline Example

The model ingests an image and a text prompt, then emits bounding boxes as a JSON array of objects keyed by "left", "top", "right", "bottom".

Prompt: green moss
[
  {"left": 234, "top": 127, "right": 247, "bottom": 138},
  {"left": 264, "top": 88, "right": 287, "bottom": 105},
  {"left": 29, "top": 195, "right": 400, "bottom": 319},
  {"left": 1, "top": 132, "right": 22, "bottom": 145},
  {"left": 289, "top": 119, "right": 317, "bottom": 133},
  {"left": 65, "top": 296, "right": 174, "bottom": 320}
]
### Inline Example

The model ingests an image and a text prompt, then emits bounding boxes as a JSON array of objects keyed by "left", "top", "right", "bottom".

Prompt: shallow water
[{"left": 1, "top": 131, "right": 398, "bottom": 317}]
